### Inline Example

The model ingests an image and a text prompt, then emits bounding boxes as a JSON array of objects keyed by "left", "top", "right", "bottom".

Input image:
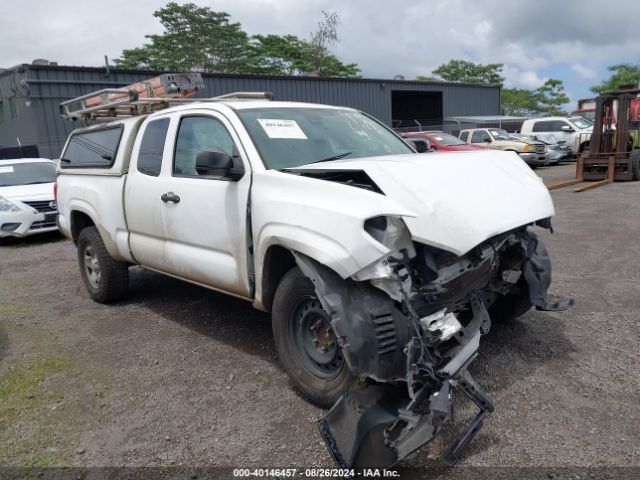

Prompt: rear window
[
  {"left": 532, "top": 120, "right": 562, "bottom": 132},
  {"left": 138, "top": 118, "right": 170, "bottom": 177},
  {"left": 61, "top": 126, "right": 123, "bottom": 168}
]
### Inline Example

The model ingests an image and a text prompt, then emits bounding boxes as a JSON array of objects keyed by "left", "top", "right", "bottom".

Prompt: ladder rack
[{"left": 59, "top": 72, "right": 273, "bottom": 124}]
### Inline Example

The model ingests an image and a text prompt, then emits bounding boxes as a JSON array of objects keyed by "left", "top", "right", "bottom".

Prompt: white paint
[
  {"left": 56, "top": 99, "right": 556, "bottom": 309},
  {"left": 290, "top": 150, "right": 554, "bottom": 256},
  {"left": 0, "top": 166, "right": 15, "bottom": 173}
]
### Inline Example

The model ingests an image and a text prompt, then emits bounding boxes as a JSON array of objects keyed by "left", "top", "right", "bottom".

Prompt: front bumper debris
[
  {"left": 294, "top": 227, "right": 572, "bottom": 469},
  {"left": 317, "top": 291, "right": 493, "bottom": 468}
]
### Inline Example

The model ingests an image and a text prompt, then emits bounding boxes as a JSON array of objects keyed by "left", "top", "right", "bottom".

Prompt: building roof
[{"left": 0, "top": 63, "right": 502, "bottom": 90}]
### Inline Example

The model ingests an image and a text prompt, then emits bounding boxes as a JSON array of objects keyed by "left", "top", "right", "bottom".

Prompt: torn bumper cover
[{"left": 294, "top": 227, "right": 572, "bottom": 469}]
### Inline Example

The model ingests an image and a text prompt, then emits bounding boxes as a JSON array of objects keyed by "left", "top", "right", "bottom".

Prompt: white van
[{"left": 520, "top": 116, "right": 592, "bottom": 155}]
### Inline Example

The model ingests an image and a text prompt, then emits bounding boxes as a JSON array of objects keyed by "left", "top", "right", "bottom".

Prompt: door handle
[{"left": 160, "top": 192, "right": 180, "bottom": 204}]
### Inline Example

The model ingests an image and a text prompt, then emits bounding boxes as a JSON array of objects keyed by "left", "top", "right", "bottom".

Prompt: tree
[
  {"left": 115, "top": 3, "right": 252, "bottom": 73},
  {"left": 250, "top": 33, "right": 360, "bottom": 77},
  {"left": 115, "top": 4, "right": 359, "bottom": 77},
  {"left": 500, "top": 88, "right": 541, "bottom": 116},
  {"left": 249, "top": 34, "right": 312, "bottom": 76},
  {"left": 418, "top": 60, "right": 505, "bottom": 85},
  {"left": 590, "top": 63, "right": 640, "bottom": 94},
  {"left": 535, "top": 78, "right": 570, "bottom": 116},
  {"left": 304, "top": 11, "right": 359, "bottom": 77}
]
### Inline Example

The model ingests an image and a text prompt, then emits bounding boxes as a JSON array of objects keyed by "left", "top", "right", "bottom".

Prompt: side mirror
[
  {"left": 195, "top": 149, "right": 244, "bottom": 181},
  {"left": 561, "top": 125, "right": 574, "bottom": 132},
  {"left": 483, "top": 137, "right": 492, "bottom": 143},
  {"left": 409, "top": 139, "right": 429, "bottom": 153}
]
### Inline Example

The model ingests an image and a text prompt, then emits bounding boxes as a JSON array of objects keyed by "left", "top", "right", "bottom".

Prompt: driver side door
[{"left": 160, "top": 111, "right": 253, "bottom": 298}]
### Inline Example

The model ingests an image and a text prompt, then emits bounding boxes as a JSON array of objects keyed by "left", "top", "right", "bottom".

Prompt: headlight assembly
[{"left": 0, "top": 196, "right": 21, "bottom": 213}]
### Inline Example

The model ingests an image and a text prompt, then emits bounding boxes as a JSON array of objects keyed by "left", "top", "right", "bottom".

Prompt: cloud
[
  {"left": 502, "top": 65, "right": 547, "bottom": 89},
  {"left": 571, "top": 64, "right": 597, "bottom": 80},
  {"left": 1, "top": 0, "right": 638, "bottom": 102}
]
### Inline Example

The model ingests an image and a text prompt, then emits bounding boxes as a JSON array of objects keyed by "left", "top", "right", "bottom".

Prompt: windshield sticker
[
  {"left": 258, "top": 119, "right": 307, "bottom": 139},
  {"left": 0, "top": 166, "right": 15, "bottom": 174}
]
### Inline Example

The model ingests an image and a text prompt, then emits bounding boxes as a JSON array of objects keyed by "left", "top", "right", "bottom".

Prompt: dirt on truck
[{"left": 54, "top": 74, "right": 573, "bottom": 469}]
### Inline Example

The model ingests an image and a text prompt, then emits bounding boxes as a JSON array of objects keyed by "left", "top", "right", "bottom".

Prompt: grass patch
[
  {"left": 0, "top": 355, "right": 75, "bottom": 466},
  {"left": 0, "top": 304, "right": 36, "bottom": 317}
]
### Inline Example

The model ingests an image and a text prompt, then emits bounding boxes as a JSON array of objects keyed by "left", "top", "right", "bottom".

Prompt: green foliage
[
  {"left": 590, "top": 64, "right": 640, "bottom": 94},
  {"left": 249, "top": 33, "right": 360, "bottom": 77},
  {"left": 535, "top": 78, "right": 570, "bottom": 116},
  {"left": 420, "top": 60, "right": 505, "bottom": 85},
  {"left": 415, "top": 75, "right": 440, "bottom": 82},
  {"left": 115, "top": 3, "right": 252, "bottom": 73},
  {"left": 115, "top": 3, "right": 359, "bottom": 77},
  {"left": 501, "top": 79, "right": 569, "bottom": 116},
  {"left": 500, "top": 88, "right": 542, "bottom": 116}
]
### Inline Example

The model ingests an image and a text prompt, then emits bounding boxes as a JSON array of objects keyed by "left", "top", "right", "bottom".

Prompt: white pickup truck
[{"left": 56, "top": 90, "right": 571, "bottom": 468}]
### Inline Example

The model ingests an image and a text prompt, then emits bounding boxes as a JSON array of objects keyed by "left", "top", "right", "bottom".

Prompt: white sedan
[{"left": 0, "top": 158, "right": 58, "bottom": 238}]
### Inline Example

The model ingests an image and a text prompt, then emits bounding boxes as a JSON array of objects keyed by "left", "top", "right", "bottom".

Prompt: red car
[{"left": 402, "top": 131, "right": 484, "bottom": 152}]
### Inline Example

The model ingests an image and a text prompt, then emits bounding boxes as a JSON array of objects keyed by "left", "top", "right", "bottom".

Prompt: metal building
[{"left": 0, "top": 63, "right": 500, "bottom": 159}]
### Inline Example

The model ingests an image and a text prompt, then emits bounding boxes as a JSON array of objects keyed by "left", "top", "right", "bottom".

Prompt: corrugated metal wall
[{"left": 0, "top": 64, "right": 499, "bottom": 159}]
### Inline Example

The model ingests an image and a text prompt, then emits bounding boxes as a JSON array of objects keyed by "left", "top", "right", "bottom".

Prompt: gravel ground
[{"left": 1, "top": 163, "right": 639, "bottom": 477}]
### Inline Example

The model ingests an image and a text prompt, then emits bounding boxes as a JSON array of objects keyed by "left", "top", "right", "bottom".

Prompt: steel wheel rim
[
  {"left": 83, "top": 245, "right": 101, "bottom": 289},
  {"left": 290, "top": 296, "right": 344, "bottom": 380}
]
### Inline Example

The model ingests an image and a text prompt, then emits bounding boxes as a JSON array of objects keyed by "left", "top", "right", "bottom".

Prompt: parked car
[
  {"left": 520, "top": 116, "right": 592, "bottom": 155},
  {"left": 57, "top": 93, "right": 570, "bottom": 468},
  {"left": 401, "top": 131, "right": 484, "bottom": 152},
  {"left": 458, "top": 128, "right": 549, "bottom": 167},
  {"left": 0, "top": 158, "right": 58, "bottom": 238},
  {"left": 513, "top": 133, "right": 573, "bottom": 164}
]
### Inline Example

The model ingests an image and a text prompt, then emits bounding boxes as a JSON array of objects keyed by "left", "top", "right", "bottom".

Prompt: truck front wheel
[
  {"left": 272, "top": 267, "right": 352, "bottom": 408},
  {"left": 77, "top": 227, "right": 129, "bottom": 303}
]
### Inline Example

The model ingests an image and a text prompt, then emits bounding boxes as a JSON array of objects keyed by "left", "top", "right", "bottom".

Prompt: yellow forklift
[{"left": 548, "top": 88, "right": 640, "bottom": 192}]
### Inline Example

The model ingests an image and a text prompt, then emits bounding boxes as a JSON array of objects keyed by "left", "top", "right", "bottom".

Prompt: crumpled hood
[
  {"left": 291, "top": 151, "right": 554, "bottom": 256},
  {"left": 0, "top": 182, "right": 55, "bottom": 202}
]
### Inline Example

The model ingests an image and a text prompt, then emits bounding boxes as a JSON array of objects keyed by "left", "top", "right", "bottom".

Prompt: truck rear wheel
[
  {"left": 272, "top": 267, "right": 352, "bottom": 408},
  {"left": 77, "top": 227, "right": 129, "bottom": 303}
]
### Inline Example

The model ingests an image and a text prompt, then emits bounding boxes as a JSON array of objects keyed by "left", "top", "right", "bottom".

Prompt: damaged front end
[{"left": 294, "top": 217, "right": 572, "bottom": 468}]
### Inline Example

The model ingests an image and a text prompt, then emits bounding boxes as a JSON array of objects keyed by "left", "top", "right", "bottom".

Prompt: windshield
[
  {"left": 236, "top": 107, "right": 413, "bottom": 169},
  {"left": 569, "top": 117, "right": 592, "bottom": 129},
  {"left": 489, "top": 129, "right": 512, "bottom": 140},
  {"left": 429, "top": 133, "right": 466, "bottom": 146},
  {"left": 0, "top": 161, "right": 56, "bottom": 187}
]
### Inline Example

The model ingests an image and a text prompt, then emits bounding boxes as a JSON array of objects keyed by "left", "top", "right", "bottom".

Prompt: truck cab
[
  {"left": 521, "top": 116, "right": 592, "bottom": 155},
  {"left": 458, "top": 128, "right": 549, "bottom": 167}
]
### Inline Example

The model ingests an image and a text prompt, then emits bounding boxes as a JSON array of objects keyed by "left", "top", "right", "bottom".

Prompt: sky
[{"left": 1, "top": 0, "right": 639, "bottom": 110}]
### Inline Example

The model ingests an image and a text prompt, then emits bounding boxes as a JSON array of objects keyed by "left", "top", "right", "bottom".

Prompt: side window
[
  {"left": 137, "top": 118, "right": 170, "bottom": 177},
  {"left": 173, "top": 116, "right": 235, "bottom": 177},
  {"left": 61, "top": 126, "right": 123, "bottom": 168},
  {"left": 459, "top": 131, "right": 469, "bottom": 142},
  {"left": 471, "top": 130, "right": 488, "bottom": 143},
  {"left": 532, "top": 121, "right": 554, "bottom": 132}
]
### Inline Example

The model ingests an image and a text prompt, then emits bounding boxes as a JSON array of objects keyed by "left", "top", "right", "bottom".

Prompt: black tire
[
  {"left": 272, "top": 267, "right": 352, "bottom": 408},
  {"left": 77, "top": 226, "right": 129, "bottom": 303},
  {"left": 630, "top": 149, "right": 640, "bottom": 181}
]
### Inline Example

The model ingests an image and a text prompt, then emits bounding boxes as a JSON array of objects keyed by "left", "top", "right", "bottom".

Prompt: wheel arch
[{"left": 68, "top": 204, "right": 125, "bottom": 261}]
